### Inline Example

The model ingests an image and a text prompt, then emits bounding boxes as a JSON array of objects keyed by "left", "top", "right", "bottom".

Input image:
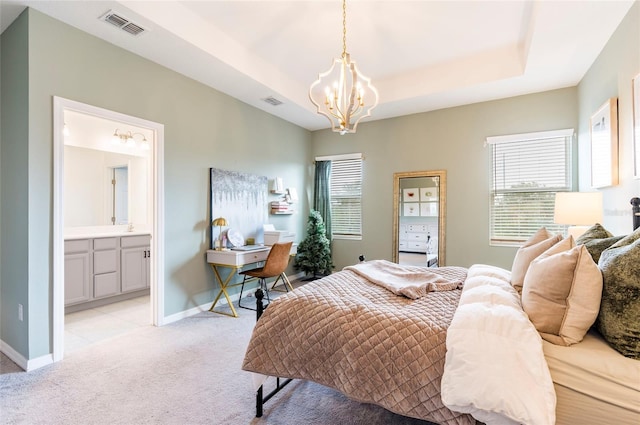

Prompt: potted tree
[{"left": 294, "top": 210, "right": 334, "bottom": 279}]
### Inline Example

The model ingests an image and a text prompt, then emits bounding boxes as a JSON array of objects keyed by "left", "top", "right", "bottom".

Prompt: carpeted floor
[{"left": 0, "top": 298, "right": 436, "bottom": 425}]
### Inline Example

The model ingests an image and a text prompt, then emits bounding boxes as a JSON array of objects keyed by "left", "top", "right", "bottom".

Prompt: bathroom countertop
[{"left": 64, "top": 230, "right": 151, "bottom": 240}]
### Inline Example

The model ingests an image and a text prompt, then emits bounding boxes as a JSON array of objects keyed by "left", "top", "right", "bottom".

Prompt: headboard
[{"left": 632, "top": 197, "right": 640, "bottom": 231}]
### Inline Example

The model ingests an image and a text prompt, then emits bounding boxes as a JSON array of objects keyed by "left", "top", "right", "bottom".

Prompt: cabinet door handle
[
  {"left": 147, "top": 250, "right": 151, "bottom": 258},
  {"left": 144, "top": 250, "right": 147, "bottom": 258}
]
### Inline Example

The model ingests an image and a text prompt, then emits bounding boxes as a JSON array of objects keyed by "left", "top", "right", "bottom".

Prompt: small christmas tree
[{"left": 294, "top": 210, "right": 334, "bottom": 278}]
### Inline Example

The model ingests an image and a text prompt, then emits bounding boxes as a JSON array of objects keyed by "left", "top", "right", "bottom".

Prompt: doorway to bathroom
[{"left": 53, "top": 97, "right": 165, "bottom": 361}]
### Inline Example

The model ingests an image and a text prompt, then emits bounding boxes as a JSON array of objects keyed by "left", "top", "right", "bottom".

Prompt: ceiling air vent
[
  {"left": 262, "top": 96, "right": 284, "bottom": 106},
  {"left": 100, "top": 10, "right": 146, "bottom": 36}
]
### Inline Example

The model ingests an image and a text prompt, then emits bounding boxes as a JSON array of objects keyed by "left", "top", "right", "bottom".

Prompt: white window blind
[
  {"left": 488, "top": 129, "right": 573, "bottom": 245},
  {"left": 329, "top": 156, "right": 363, "bottom": 239}
]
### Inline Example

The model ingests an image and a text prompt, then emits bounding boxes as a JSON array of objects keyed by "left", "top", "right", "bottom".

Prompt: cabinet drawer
[
  {"left": 121, "top": 235, "right": 151, "bottom": 248},
  {"left": 65, "top": 239, "right": 90, "bottom": 254},
  {"left": 408, "top": 241, "right": 427, "bottom": 250},
  {"left": 94, "top": 237, "right": 118, "bottom": 251},
  {"left": 406, "top": 224, "right": 429, "bottom": 233},
  {"left": 94, "top": 250, "right": 117, "bottom": 274},
  {"left": 406, "top": 232, "right": 429, "bottom": 241},
  {"left": 94, "top": 272, "right": 119, "bottom": 298}
]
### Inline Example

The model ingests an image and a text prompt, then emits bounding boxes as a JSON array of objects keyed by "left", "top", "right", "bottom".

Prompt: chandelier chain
[{"left": 342, "top": 0, "right": 347, "bottom": 58}]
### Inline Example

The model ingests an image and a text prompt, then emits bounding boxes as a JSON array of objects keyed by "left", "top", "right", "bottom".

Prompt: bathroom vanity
[{"left": 64, "top": 232, "right": 151, "bottom": 313}]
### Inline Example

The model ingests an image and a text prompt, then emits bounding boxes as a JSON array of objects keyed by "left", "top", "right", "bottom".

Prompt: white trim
[
  {"left": 315, "top": 152, "right": 363, "bottom": 161},
  {"left": 52, "top": 97, "right": 165, "bottom": 361},
  {"left": 162, "top": 272, "right": 305, "bottom": 324},
  {"left": 485, "top": 128, "right": 574, "bottom": 146}
]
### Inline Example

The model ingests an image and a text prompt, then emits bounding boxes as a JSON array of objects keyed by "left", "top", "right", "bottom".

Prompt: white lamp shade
[{"left": 554, "top": 192, "right": 603, "bottom": 225}]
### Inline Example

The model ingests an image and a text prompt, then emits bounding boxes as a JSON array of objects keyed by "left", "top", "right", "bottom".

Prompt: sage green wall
[
  {"left": 311, "top": 87, "right": 578, "bottom": 270},
  {"left": 1, "top": 9, "right": 310, "bottom": 360},
  {"left": 577, "top": 1, "right": 640, "bottom": 235},
  {"left": 0, "top": 11, "right": 30, "bottom": 357}
]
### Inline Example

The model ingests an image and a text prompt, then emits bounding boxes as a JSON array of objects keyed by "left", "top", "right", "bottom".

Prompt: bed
[{"left": 242, "top": 198, "right": 640, "bottom": 424}]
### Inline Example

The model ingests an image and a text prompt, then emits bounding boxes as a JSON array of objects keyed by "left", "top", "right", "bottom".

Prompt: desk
[{"left": 206, "top": 246, "right": 295, "bottom": 317}]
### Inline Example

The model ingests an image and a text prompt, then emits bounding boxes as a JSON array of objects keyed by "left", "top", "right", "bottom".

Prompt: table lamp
[
  {"left": 554, "top": 192, "right": 603, "bottom": 238},
  {"left": 212, "top": 217, "right": 228, "bottom": 250}
]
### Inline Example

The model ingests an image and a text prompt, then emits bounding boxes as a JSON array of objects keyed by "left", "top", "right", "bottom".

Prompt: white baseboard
[
  {"left": 1, "top": 272, "right": 309, "bottom": 369},
  {"left": 0, "top": 339, "right": 53, "bottom": 372},
  {"left": 162, "top": 271, "right": 305, "bottom": 324}
]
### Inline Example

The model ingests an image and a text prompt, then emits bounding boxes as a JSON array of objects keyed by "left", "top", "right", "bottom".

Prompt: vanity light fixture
[
  {"left": 112, "top": 128, "right": 149, "bottom": 149},
  {"left": 309, "top": 0, "right": 378, "bottom": 135}
]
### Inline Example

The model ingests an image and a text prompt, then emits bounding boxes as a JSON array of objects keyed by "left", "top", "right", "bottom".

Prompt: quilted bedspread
[{"left": 242, "top": 266, "right": 475, "bottom": 425}]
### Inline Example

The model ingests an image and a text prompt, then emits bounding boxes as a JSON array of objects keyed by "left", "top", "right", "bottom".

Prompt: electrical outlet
[{"left": 18, "top": 304, "right": 23, "bottom": 321}]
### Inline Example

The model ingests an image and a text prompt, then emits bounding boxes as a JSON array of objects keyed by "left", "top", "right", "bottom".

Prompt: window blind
[
  {"left": 488, "top": 130, "right": 572, "bottom": 245},
  {"left": 329, "top": 157, "right": 363, "bottom": 238}
]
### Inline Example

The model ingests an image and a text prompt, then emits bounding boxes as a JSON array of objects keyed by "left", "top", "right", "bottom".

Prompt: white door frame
[{"left": 52, "top": 96, "right": 165, "bottom": 362}]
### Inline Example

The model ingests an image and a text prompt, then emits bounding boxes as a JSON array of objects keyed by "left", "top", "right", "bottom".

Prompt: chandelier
[{"left": 309, "top": 0, "right": 378, "bottom": 135}]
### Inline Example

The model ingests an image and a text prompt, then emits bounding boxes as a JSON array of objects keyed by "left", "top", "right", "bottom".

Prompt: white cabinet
[
  {"left": 121, "top": 235, "right": 151, "bottom": 293},
  {"left": 64, "top": 234, "right": 150, "bottom": 310},
  {"left": 399, "top": 223, "right": 437, "bottom": 254}
]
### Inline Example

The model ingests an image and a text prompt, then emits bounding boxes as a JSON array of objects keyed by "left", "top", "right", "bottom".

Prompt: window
[
  {"left": 487, "top": 129, "right": 573, "bottom": 246},
  {"left": 317, "top": 153, "right": 363, "bottom": 240}
]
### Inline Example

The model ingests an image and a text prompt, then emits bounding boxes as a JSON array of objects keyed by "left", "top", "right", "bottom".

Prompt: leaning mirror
[{"left": 392, "top": 170, "right": 446, "bottom": 267}]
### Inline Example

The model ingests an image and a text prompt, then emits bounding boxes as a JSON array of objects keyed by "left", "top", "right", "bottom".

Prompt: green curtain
[{"left": 313, "top": 160, "right": 332, "bottom": 240}]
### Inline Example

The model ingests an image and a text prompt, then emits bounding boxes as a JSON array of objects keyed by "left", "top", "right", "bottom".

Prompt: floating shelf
[{"left": 271, "top": 211, "right": 294, "bottom": 215}]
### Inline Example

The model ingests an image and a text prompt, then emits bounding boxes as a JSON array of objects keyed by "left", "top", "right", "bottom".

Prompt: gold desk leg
[
  {"left": 209, "top": 264, "right": 239, "bottom": 318},
  {"left": 282, "top": 272, "right": 294, "bottom": 291}
]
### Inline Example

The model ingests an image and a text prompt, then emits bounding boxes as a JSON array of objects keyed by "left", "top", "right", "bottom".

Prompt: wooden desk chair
[{"left": 238, "top": 241, "right": 293, "bottom": 310}]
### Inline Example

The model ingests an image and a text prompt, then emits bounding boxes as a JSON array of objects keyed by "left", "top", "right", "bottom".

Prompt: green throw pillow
[
  {"left": 575, "top": 223, "right": 614, "bottom": 245},
  {"left": 597, "top": 228, "right": 640, "bottom": 359},
  {"left": 581, "top": 235, "right": 625, "bottom": 263}
]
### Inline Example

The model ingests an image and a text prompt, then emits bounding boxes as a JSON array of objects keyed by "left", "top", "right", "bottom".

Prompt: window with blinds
[
  {"left": 488, "top": 129, "right": 573, "bottom": 245},
  {"left": 329, "top": 157, "right": 363, "bottom": 239}
]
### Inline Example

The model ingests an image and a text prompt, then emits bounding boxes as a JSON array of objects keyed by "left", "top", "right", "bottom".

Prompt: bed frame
[{"left": 254, "top": 289, "right": 292, "bottom": 417}]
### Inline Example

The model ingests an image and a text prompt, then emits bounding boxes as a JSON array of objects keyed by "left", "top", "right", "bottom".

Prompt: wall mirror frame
[{"left": 392, "top": 170, "right": 446, "bottom": 266}]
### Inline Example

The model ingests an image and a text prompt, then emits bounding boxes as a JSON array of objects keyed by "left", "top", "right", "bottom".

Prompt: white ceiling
[{"left": 1, "top": 1, "right": 635, "bottom": 131}]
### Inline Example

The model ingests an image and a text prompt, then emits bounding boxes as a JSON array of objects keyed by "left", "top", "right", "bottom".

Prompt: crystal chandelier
[{"left": 309, "top": 0, "right": 379, "bottom": 135}]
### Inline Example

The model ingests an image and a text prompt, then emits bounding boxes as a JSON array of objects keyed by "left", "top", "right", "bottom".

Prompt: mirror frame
[{"left": 392, "top": 170, "right": 447, "bottom": 266}]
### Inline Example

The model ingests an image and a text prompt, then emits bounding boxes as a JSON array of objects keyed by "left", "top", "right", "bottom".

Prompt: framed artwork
[
  {"left": 590, "top": 98, "right": 619, "bottom": 188},
  {"left": 420, "top": 202, "right": 438, "bottom": 216},
  {"left": 403, "top": 188, "right": 419, "bottom": 202},
  {"left": 403, "top": 203, "right": 419, "bottom": 216},
  {"left": 210, "top": 168, "right": 268, "bottom": 249},
  {"left": 420, "top": 187, "right": 438, "bottom": 201},
  {"left": 634, "top": 73, "right": 640, "bottom": 179}
]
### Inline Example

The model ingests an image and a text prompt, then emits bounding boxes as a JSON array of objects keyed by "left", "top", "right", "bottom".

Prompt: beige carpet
[{"left": 0, "top": 300, "right": 436, "bottom": 425}]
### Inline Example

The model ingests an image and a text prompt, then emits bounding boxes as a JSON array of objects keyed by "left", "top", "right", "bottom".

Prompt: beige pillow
[
  {"left": 521, "top": 237, "right": 603, "bottom": 346},
  {"left": 511, "top": 227, "right": 562, "bottom": 293}
]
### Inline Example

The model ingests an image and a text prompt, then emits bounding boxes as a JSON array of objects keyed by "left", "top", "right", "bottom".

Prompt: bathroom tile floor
[{"left": 65, "top": 295, "right": 150, "bottom": 354}]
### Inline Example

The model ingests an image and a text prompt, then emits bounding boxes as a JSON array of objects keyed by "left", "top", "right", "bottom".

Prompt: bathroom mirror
[
  {"left": 64, "top": 145, "right": 148, "bottom": 228},
  {"left": 392, "top": 170, "right": 446, "bottom": 267}
]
